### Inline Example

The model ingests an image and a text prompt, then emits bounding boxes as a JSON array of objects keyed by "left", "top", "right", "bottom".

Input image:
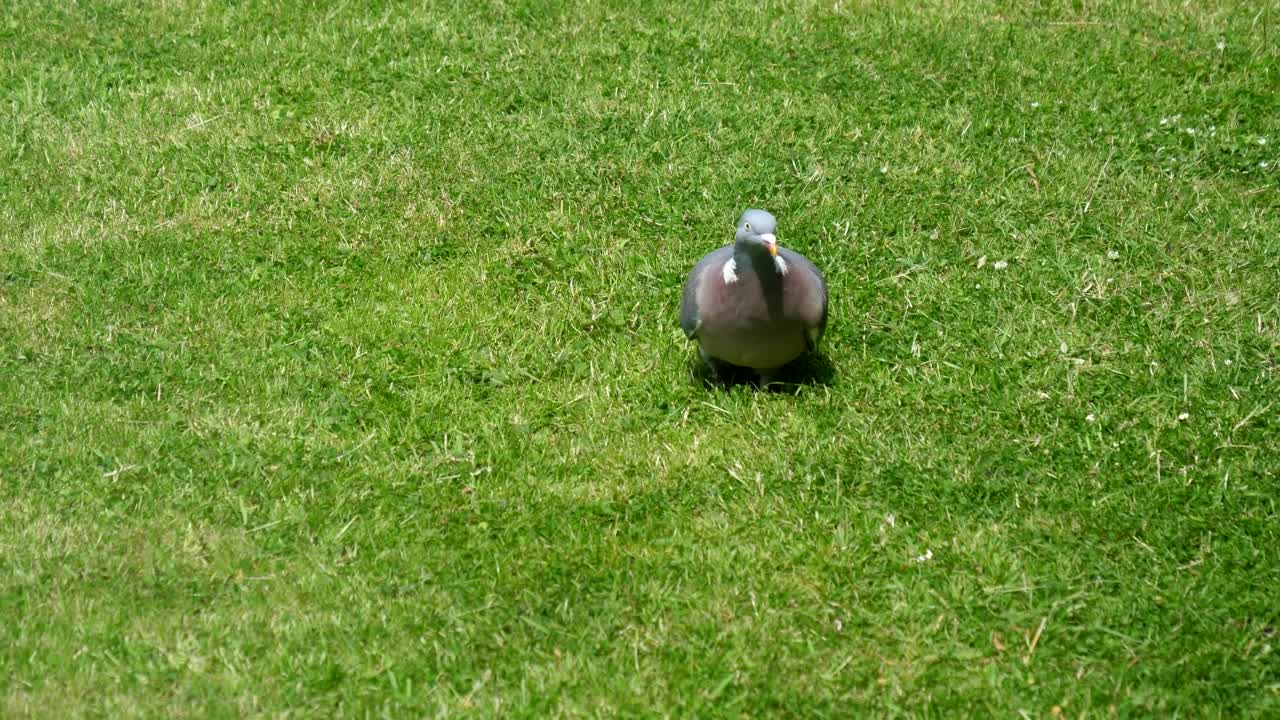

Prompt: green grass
[{"left": 2, "top": 0, "right": 1279, "bottom": 716}]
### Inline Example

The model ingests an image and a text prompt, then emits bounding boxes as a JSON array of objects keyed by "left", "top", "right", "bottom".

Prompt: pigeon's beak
[{"left": 760, "top": 233, "right": 779, "bottom": 257}]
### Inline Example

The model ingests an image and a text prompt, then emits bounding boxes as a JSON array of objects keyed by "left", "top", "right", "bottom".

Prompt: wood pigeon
[{"left": 679, "top": 209, "right": 828, "bottom": 383}]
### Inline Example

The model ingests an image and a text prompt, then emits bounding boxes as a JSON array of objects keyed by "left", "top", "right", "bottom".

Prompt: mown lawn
[{"left": 2, "top": 0, "right": 1278, "bottom": 716}]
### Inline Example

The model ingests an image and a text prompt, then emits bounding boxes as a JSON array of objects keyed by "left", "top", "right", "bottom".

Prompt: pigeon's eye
[{"left": 744, "top": 223, "right": 752, "bottom": 232}]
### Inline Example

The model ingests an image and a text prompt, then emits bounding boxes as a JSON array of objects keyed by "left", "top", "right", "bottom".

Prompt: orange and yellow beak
[{"left": 760, "top": 233, "right": 779, "bottom": 257}]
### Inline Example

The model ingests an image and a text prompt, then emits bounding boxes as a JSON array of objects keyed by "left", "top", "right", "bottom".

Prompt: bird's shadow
[{"left": 690, "top": 352, "right": 836, "bottom": 394}]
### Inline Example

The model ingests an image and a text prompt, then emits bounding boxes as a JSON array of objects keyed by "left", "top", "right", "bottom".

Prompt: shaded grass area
[{"left": 2, "top": 0, "right": 1279, "bottom": 716}]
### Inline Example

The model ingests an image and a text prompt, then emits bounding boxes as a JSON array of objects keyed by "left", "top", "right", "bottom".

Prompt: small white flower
[
  {"left": 1262, "top": 161, "right": 1271, "bottom": 169},
  {"left": 1178, "top": 412, "right": 1190, "bottom": 421},
  {"left": 880, "top": 165, "right": 889, "bottom": 174},
  {"left": 1225, "top": 359, "right": 1233, "bottom": 366},
  {"left": 1216, "top": 39, "right": 1226, "bottom": 51},
  {"left": 993, "top": 260, "right": 1008, "bottom": 270},
  {"left": 1086, "top": 413, "right": 1096, "bottom": 423},
  {"left": 1059, "top": 341, "right": 1069, "bottom": 354},
  {"left": 915, "top": 549, "right": 933, "bottom": 563},
  {"left": 1107, "top": 250, "right": 1120, "bottom": 260},
  {"left": 1259, "top": 137, "right": 1268, "bottom": 145},
  {"left": 1030, "top": 101, "right": 1040, "bottom": 108},
  {"left": 1185, "top": 127, "right": 1196, "bottom": 135}
]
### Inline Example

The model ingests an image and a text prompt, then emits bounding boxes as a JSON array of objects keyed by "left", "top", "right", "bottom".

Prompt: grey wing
[
  {"left": 780, "top": 248, "right": 829, "bottom": 349},
  {"left": 679, "top": 246, "right": 732, "bottom": 339}
]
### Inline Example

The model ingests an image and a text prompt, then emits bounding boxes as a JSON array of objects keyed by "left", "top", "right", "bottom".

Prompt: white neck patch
[
  {"left": 774, "top": 254, "right": 789, "bottom": 276},
  {"left": 721, "top": 257, "right": 739, "bottom": 284}
]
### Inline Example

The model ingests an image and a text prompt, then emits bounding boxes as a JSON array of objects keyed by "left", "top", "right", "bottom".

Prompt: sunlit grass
[{"left": 2, "top": 0, "right": 1278, "bottom": 716}]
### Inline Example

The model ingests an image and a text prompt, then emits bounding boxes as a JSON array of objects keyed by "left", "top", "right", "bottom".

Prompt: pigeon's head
[{"left": 735, "top": 208, "right": 779, "bottom": 257}]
